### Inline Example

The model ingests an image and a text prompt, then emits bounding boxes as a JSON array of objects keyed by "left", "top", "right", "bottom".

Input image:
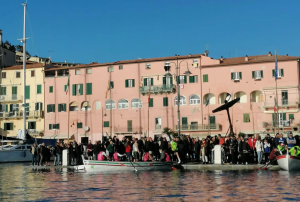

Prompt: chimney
[
  {"left": 189, "top": 53, "right": 191, "bottom": 57},
  {"left": 268, "top": 51, "right": 272, "bottom": 56},
  {"left": 0, "top": 30, "right": 2, "bottom": 46},
  {"left": 220, "top": 56, "right": 223, "bottom": 61},
  {"left": 245, "top": 55, "right": 248, "bottom": 62},
  {"left": 65, "top": 60, "right": 67, "bottom": 63}
]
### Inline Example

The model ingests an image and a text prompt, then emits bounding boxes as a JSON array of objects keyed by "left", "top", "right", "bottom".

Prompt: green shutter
[
  {"left": 149, "top": 98, "right": 153, "bottom": 107},
  {"left": 49, "top": 86, "right": 53, "bottom": 93},
  {"left": 243, "top": 114, "right": 250, "bottom": 122},
  {"left": 239, "top": 72, "right": 242, "bottom": 79},
  {"left": 33, "top": 122, "right": 36, "bottom": 129},
  {"left": 283, "top": 113, "right": 286, "bottom": 121},
  {"left": 189, "top": 76, "right": 194, "bottom": 83},
  {"left": 272, "top": 69, "right": 275, "bottom": 77},
  {"left": 37, "top": 85, "right": 41, "bottom": 94},
  {"left": 125, "top": 80, "right": 128, "bottom": 87},
  {"left": 12, "top": 86, "right": 17, "bottom": 94},
  {"left": 1, "top": 87, "right": 6, "bottom": 95},
  {"left": 163, "top": 97, "right": 168, "bottom": 107},
  {"left": 77, "top": 123, "right": 82, "bottom": 128},
  {"left": 58, "top": 104, "right": 61, "bottom": 112},
  {"left": 63, "top": 104, "right": 66, "bottom": 112},
  {"left": 80, "top": 84, "right": 83, "bottom": 95},
  {"left": 184, "top": 75, "right": 187, "bottom": 83},
  {"left": 5, "top": 104, "right": 7, "bottom": 112},
  {"left": 86, "top": 83, "right": 92, "bottom": 95},
  {"left": 72, "top": 84, "right": 76, "bottom": 95},
  {"left": 289, "top": 114, "right": 294, "bottom": 120},
  {"left": 261, "top": 70, "right": 263, "bottom": 78},
  {"left": 281, "top": 69, "right": 284, "bottom": 76},
  {"left": 231, "top": 73, "right": 234, "bottom": 80},
  {"left": 170, "top": 77, "right": 173, "bottom": 85},
  {"left": 49, "top": 124, "right": 52, "bottom": 130},
  {"left": 52, "top": 104, "right": 55, "bottom": 112},
  {"left": 25, "top": 86, "right": 30, "bottom": 99},
  {"left": 252, "top": 71, "right": 255, "bottom": 78},
  {"left": 182, "top": 117, "right": 188, "bottom": 125},
  {"left": 10, "top": 123, "right": 13, "bottom": 130},
  {"left": 4, "top": 123, "right": 6, "bottom": 131},
  {"left": 9, "top": 104, "right": 13, "bottom": 112},
  {"left": 25, "top": 103, "right": 29, "bottom": 112},
  {"left": 144, "top": 78, "right": 147, "bottom": 86},
  {"left": 56, "top": 124, "right": 59, "bottom": 129},
  {"left": 104, "top": 121, "right": 109, "bottom": 127},
  {"left": 151, "top": 78, "right": 153, "bottom": 85},
  {"left": 110, "top": 82, "right": 114, "bottom": 89},
  {"left": 15, "top": 104, "right": 19, "bottom": 112},
  {"left": 132, "top": 79, "right": 135, "bottom": 87},
  {"left": 203, "top": 74, "right": 208, "bottom": 82},
  {"left": 163, "top": 77, "right": 166, "bottom": 85}
]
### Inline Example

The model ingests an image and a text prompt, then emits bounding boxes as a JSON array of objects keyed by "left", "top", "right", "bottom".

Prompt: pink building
[{"left": 44, "top": 52, "right": 300, "bottom": 143}]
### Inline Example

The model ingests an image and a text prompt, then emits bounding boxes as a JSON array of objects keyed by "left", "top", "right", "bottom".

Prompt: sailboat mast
[{"left": 22, "top": 3, "right": 27, "bottom": 139}]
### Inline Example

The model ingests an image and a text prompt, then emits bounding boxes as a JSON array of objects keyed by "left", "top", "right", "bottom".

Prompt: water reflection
[{"left": 0, "top": 163, "right": 300, "bottom": 201}]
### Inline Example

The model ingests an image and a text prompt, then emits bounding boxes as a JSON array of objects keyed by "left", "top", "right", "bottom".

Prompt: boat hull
[
  {"left": 277, "top": 155, "right": 300, "bottom": 171},
  {"left": 75, "top": 160, "right": 172, "bottom": 172},
  {"left": 0, "top": 150, "right": 32, "bottom": 163}
]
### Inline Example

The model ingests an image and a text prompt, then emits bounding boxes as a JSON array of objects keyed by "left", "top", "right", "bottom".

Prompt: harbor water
[{"left": 1, "top": 163, "right": 300, "bottom": 201}]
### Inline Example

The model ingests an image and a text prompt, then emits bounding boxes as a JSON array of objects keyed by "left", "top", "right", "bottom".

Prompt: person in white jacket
[{"left": 255, "top": 138, "right": 263, "bottom": 164}]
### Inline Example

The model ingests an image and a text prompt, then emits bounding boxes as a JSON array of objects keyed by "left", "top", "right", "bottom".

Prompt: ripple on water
[{"left": 0, "top": 164, "right": 299, "bottom": 201}]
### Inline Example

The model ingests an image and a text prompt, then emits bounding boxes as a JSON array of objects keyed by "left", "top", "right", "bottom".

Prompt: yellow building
[{"left": 0, "top": 63, "right": 44, "bottom": 139}]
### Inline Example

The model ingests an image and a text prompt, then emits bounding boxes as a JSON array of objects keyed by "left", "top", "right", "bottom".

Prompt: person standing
[
  {"left": 39, "top": 143, "right": 45, "bottom": 166},
  {"left": 263, "top": 139, "right": 271, "bottom": 164},
  {"left": 107, "top": 140, "right": 114, "bottom": 161},
  {"left": 30, "top": 143, "right": 38, "bottom": 166},
  {"left": 229, "top": 136, "right": 238, "bottom": 164},
  {"left": 287, "top": 132, "right": 296, "bottom": 149},
  {"left": 133, "top": 138, "right": 140, "bottom": 162},
  {"left": 87, "top": 140, "right": 93, "bottom": 160},
  {"left": 248, "top": 135, "right": 256, "bottom": 164},
  {"left": 255, "top": 138, "right": 263, "bottom": 164}
]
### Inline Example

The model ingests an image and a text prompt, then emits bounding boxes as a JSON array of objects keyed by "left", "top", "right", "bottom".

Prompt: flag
[
  {"left": 105, "top": 81, "right": 110, "bottom": 99},
  {"left": 275, "top": 51, "right": 278, "bottom": 80},
  {"left": 65, "top": 76, "right": 69, "bottom": 94},
  {"left": 205, "top": 93, "right": 210, "bottom": 106},
  {"left": 148, "top": 79, "right": 151, "bottom": 103},
  {"left": 274, "top": 97, "right": 277, "bottom": 112}
]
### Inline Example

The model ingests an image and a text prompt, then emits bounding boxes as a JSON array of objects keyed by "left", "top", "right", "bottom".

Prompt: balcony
[
  {"left": 262, "top": 120, "right": 297, "bottom": 129},
  {"left": 139, "top": 85, "right": 176, "bottom": 95},
  {"left": 0, "top": 95, "right": 23, "bottom": 102},
  {"left": 0, "top": 110, "right": 44, "bottom": 119},
  {"left": 28, "top": 129, "right": 44, "bottom": 136},
  {"left": 175, "top": 124, "right": 221, "bottom": 131},
  {"left": 113, "top": 127, "right": 143, "bottom": 134},
  {"left": 263, "top": 99, "right": 299, "bottom": 109}
]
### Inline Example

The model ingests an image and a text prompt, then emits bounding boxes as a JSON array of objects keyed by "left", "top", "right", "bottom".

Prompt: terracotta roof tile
[
  {"left": 3, "top": 63, "right": 44, "bottom": 70},
  {"left": 44, "top": 54, "right": 204, "bottom": 71},
  {"left": 203, "top": 54, "right": 300, "bottom": 67}
]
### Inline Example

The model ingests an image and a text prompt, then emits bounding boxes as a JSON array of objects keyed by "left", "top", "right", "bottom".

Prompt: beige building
[{"left": 0, "top": 63, "right": 44, "bottom": 138}]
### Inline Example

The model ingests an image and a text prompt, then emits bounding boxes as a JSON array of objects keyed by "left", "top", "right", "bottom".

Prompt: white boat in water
[
  {"left": 75, "top": 158, "right": 172, "bottom": 172},
  {"left": 277, "top": 154, "right": 300, "bottom": 171}
]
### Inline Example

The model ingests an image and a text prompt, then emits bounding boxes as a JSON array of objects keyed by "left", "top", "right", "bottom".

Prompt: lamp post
[{"left": 164, "top": 57, "right": 191, "bottom": 137}]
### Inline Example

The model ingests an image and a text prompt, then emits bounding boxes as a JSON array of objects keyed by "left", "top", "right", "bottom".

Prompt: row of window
[
  {"left": 1, "top": 70, "right": 36, "bottom": 79},
  {"left": 231, "top": 69, "right": 284, "bottom": 81},
  {"left": 4, "top": 121, "right": 36, "bottom": 131},
  {"left": 0, "top": 85, "right": 42, "bottom": 98},
  {"left": 0, "top": 103, "right": 42, "bottom": 112}
]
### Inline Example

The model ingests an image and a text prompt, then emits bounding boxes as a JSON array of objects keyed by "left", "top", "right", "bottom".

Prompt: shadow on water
[{"left": 0, "top": 163, "right": 300, "bottom": 201}]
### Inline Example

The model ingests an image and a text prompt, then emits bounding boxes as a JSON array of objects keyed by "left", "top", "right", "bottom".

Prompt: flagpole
[
  {"left": 109, "top": 71, "right": 112, "bottom": 138},
  {"left": 208, "top": 88, "right": 210, "bottom": 136},
  {"left": 147, "top": 78, "right": 151, "bottom": 138},
  {"left": 275, "top": 50, "right": 279, "bottom": 135},
  {"left": 67, "top": 75, "right": 70, "bottom": 141}
]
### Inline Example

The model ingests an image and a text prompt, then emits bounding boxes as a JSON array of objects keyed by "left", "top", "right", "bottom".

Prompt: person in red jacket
[{"left": 218, "top": 134, "right": 225, "bottom": 146}]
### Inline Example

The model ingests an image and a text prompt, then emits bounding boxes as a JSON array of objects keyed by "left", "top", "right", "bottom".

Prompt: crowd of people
[{"left": 29, "top": 132, "right": 300, "bottom": 166}]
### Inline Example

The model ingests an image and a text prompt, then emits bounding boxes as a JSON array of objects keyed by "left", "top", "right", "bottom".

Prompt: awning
[
  {"left": 82, "top": 101, "right": 90, "bottom": 107},
  {"left": 70, "top": 102, "right": 78, "bottom": 107}
]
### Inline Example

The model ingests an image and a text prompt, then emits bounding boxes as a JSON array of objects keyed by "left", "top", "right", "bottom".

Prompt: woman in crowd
[{"left": 255, "top": 137, "right": 263, "bottom": 164}]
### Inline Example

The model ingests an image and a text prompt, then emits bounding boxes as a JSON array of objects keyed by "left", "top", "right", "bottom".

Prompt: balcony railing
[
  {"left": 155, "top": 125, "right": 162, "bottom": 130},
  {"left": 0, "top": 95, "right": 23, "bottom": 102},
  {"left": 262, "top": 120, "right": 297, "bottom": 128},
  {"left": 113, "top": 127, "right": 143, "bottom": 134},
  {"left": 175, "top": 124, "right": 221, "bottom": 131},
  {"left": 263, "top": 99, "right": 299, "bottom": 108},
  {"left": 139, "top": 85, "right": 176, "bottom": 95},
  {"left": 0, "top": 110, "right": 44, "bottom": 119}
]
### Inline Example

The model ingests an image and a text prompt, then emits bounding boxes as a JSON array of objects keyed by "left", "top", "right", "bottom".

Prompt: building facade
[
  {"left": 0, "top": 63, "right": 45, "bottom": 138},
  {"left": 43, "top": 53, "right": 300, "bottom": 143}
]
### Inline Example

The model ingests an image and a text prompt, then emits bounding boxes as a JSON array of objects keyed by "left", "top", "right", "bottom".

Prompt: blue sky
[{"left": 1, "top": 0, "right": 300, "bottom": 64}]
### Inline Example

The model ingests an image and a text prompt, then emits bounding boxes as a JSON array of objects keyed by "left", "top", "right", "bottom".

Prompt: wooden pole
[
  {"left": 109, "top": 71, "right": 112, "bottom": 138},
  {"left": 275, "top": 50, "right": 279, "bottom": 134}
]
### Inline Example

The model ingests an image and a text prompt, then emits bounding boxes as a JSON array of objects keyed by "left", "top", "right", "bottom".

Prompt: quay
[{"left": 28, "top": 163, "right": 280, "bottom": 171}]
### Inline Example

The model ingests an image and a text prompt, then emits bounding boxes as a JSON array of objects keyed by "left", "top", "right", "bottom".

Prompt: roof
[
  {"left": 3, "top": 63, "right": 44, "bottom": 70},
  {"left": 202, "top": 54, "right": 300, "bottom": 67},
  {"left": 44, "top": 54, "right": 204, "bottom": 71}
]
